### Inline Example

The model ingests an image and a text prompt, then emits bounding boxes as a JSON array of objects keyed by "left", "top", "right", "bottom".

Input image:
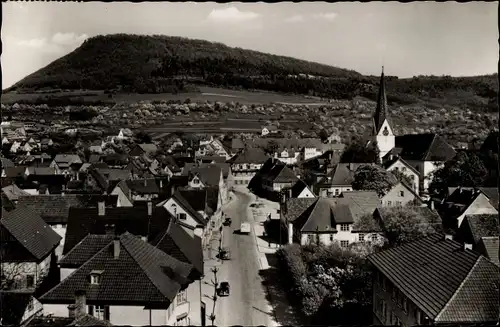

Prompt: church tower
[{"left": 372, "top": 66, "right": 395, "bottom": 160}]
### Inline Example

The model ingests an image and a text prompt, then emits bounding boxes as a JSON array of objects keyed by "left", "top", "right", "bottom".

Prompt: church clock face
[{"left": 383, "top": 127, "right": 389, "bottom": 136}]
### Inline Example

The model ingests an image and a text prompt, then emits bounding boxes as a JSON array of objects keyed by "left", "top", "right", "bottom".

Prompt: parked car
[
  {"left": 218, "top": 247, "right": 231, "bottom": 260},
  {"left": 218, "top": 282, "right": 230, "bottom": 296},
  {"left": 223, "top": 217, "right": 232, "bottom": 226}
]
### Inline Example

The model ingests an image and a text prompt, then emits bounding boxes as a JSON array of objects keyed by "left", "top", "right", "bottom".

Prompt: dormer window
[
  {"left": 90, "top": 270, "right": 104, "bottom": 285},
  {"left": 177, "top": 213, "right": 187, "bottom": 220}
]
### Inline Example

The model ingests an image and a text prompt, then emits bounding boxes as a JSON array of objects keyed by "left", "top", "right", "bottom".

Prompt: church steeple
[
  {"left": 373, "top": 66, "right": 392, "bottom": 134},
  {"left": 371, "top": 66, "right": 395, "bottom": 160}
]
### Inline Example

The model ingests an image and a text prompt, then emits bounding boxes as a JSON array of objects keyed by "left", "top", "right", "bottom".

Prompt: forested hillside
[{"left": 6, "top": 34, "right": 498, "bottom": 109}]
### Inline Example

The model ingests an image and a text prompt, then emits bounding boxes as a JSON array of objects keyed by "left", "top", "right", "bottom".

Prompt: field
[{"left": 2, "top": 87, "right": 328, "bottom": 105}]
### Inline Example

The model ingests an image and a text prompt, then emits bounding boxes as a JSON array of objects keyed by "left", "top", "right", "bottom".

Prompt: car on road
[
  {"left": 240, "top": 222, "right": 251, "bottom": 234},
  {"left": 223, "top": 217, "right": 232, "bottom": 226},
  {"left": 218, "top": 282, "right": 230, "bottom": 296}
]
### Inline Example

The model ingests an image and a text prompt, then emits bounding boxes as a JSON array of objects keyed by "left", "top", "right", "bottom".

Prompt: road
[{"left": 215, "top": 190, "right": 274, "bottom": 326}]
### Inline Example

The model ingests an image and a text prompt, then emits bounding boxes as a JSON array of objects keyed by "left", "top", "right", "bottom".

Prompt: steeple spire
[{"left": 373, "top": 66, "right": 391, "bottom": 134}]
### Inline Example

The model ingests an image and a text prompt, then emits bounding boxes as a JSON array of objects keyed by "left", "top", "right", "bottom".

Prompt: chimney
[
  {"left": 159, "top": 179, "right": 163, "bottom": 189},
  {"left": 72, "top": 290, "right": 86, "bottom": 319},
  {"left": 144, "top": 179, "right": 147, "bottom": 187},
  {"left": 444, "top": 234, "right": 453, "bottom": 241},
  {"left": 429, "top": 200, "right": 434, "bottom": 210},
  {"left": 464, "top": 243, "right": 473, "bottom": 251},
  {"left": 113, "top": 237, "right": 120, "bottom": 259},
  {"left": 104, "top": 224, "right": 115, "bottom": 236},
  {"left": 147, "top": 201, "right": 153, "bottom": 216},
  {"left": 98, "top": 201, "right": 105, "bottom": 216}
]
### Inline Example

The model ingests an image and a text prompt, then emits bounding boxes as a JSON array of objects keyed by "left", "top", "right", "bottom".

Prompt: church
[{"left": 368, "top": 67, "right": 457, "bottom": 195}]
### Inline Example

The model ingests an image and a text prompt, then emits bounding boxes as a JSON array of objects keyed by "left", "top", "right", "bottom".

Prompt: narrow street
[{"left": 214, "top": 190, "right": 274, "bottom": 326}]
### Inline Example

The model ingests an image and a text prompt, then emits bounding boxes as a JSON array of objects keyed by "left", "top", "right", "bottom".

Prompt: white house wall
[
  {"left": 60, "top": 268, "right": 76, "bottom": 281},
  {"left": 319, "top": 186, "right": 353, "bottom": 198},
  {"left": 381, "top": 183, "right": 416, "bottom": 207},
  {"left": 386, "top": 160, "right": 420, "bottom": 195},
  {"left": 298, "top": 187, "right": 315, "bottom": 198},
  {"left": 162, "top": 198, "right": 199, "bottom": 230}
]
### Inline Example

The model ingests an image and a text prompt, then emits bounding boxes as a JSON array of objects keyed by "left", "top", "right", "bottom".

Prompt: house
[
  {"left": 314, "top": 163, "right": 373, "bottom": 197},
  {"left": 448, "top": 186, "right": 499, "bottom": 210},
  {"left": 1, "top": 207, "right": 62, "bottom": 290},
  {"left": 25, "top": 167, "right": 57, "bottom": 176},
  {"left": 288, "top": 179, "right": 316, "bottom": 198},
  {"left": 157, "top": 155, "right": 182, "bottom": 178},
  {"left": 1, "top": 184, "right": 31, "bottom": 210},
  {"left": 183, "top": 165, "right": 227, "bottom": 200},
  {"left": 368, "top": 234, "right": 499, "bottom": 325},
  {"left": 0, "top": 291, "right": 44, "bottom": 326},
  {"left": 16, "top": 195, "right": 119, "bottom": 257},
  {"left": 457, "top": 214, "right": 499, "bottom": 265},
  {"left": 262, "top": 160, "right": 299, "bottom": 193},
  {"left": 438, "top": 187, "right": 498, "bottom": 228},
  {"left": 50, "top": 154, "right": 83, "bottom": 175},
  {"left": 109, "top": 180, "right": 134, "bottom": 207},
  {"left": 368, "top": 69, "right": 456, "bottom": 193},
  {"left": 327, "top": 133, "right": 342, "bottom": 144},
  {"left": 129, "top": 143, "right": 158, "bottom": 157},
  {"left": 41, "top": 138, "right": 54, "bottom": 148},
  {"left": 39, "top": 232, "right": 198, "bottom": 326},
  {"left": 383, "top": 156, "right": 420, "bottom": 194},
  {"left": 21, "top": 174, "right": 69, "bottom": 195},
  {"left": 88, "top": 140, "right": 105, "bottom": 154},
  {"left": 195, "top": 138, "right": 232, "bottom": 160},
  {"left": 261, "top": 125, "right": 278, "bottom": 136},
  {"left": 101, "top": 154, "right": 129, "bottom": 168},
  {"left": 228, "top": 147, "right": 269, "bottom": 187},
  {"left": 127, "top": 156, "right": 156, "bottom": 179},
  {"left": 380, "top": 182, "right": 423, "bottom": 207},
  {"left": 124, "top": 179, "right": 161, "bottom": 201},
  {"left": 116, "top": 128, "right": 133, "bottom": 140},
  {"left": 1, "top": 157, "right": 15, "bottom": 168},
  {"left": 10, "top": 141, "right": 21, "bottom": 153},
  {"left": 157, "top": 191, "right": 208, "bottom": 245},
  {"left": 281, "top": 191, "right": 380, "bottom": 247}
]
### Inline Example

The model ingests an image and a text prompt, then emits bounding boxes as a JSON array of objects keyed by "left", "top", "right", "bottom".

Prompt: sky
[{"left": 2, "top": 2, "right": 498, "bottom": 89}]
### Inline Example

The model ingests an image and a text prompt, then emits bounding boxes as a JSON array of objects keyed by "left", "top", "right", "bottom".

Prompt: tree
[
  {"left": 340, "top": 138, "right": 380, "bottom": 164},
  {"left": 135, "top": 131, "right": 153, "bottom": 144},
  {"left": 352, "top": 165, "right": 398, "bottom": 196},
  {"left": 264, "top": 140, "right": 280, "bottom": 155},
  {"left": 391, "top": 169, "right": 414, "bottom": 187},
  {"left": 378, "top": 206, "right": 440, "bottom": 246},
  {"left": 429, "top": 151, "right": 488, "bottom": 197},
  {"left": 318, "top": 129, "right": 330, "bottom": 142}
]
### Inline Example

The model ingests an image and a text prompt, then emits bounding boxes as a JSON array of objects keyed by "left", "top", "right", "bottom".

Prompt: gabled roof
[
  {"left": 63, "top": 206, "right": 172, "bottom": 255},
  {"left": 338, "top": 191, "right": 380, "bottom": 219},
  {"left": 152, "top": 220, "right": 204, "bottom": 276},
  {"left": 186, "top": 165, "right": 222, "bottom": 187},
  {"left": 58, "top": 234, "right": 115, "bottom": 268},
  {"left": 198, "top": 156, "right": 227, "bottom": 164},
  {"left": 368, "top": 234, "right": 500, "bottom": 323},
  {"left": 373, "top": 68, "right": 392, "bottom": 134},
  {"left": 164, "top": 191, "right": 206, "bottom": 226},
  {"left": 317, "top": 163, "right": 369, "bottom": 186},
  {"left": 0, "top": 157, "right": 15, "bottom": 168},
  {"left": 284, "top": 198, "right": 318, "bottom": 223},
  {"left": 87, "top": 168, "right": 109, "bottom": 191},
  {"left": 464, "top": 214, "right": 499, "bottom": 244},
  {"left": 126, "top": 179, "right": 160, "bottom": 195},
  {"left": 228, "top": 147, "right": 269, "bottom": 164},
  {"left": 478, "top": 237, "right": 499, "bottom": 266},
  {"left": 394, "top": 134, "right": 456, "bottom": 162},
  {"left": 383, "top": 156, "right": 420, "bottom": 176},
  {"left": 96, "top": 168, "right": 131, "bottom": 182},
  {"left": 2, "top": 184, "right": 30, "bottom": 201},
  {"left": 16, "top": 194, "right": 119, "bottom": 224},
  {"left": 157, "top": 155, "right": 181, "bottom": 172},
  {"left": 1, "top": 207, "right": 62, "bottom": 261},
  {"left": 0, "top": 291, "right": 35, "bottom": 326},
  {"left": 53, "top": 154, "right": 82, "bottom": 165},
  {"left": 178, "top": 187, "right": 219, "bottom": 215},
  {"left": 133, "top": 143, "right": 158, "bottom": 155},
  {"left": 4, "top": 166, "right": 26, "bottom": 178},
  {"left": 269, "top": 164, "right": 299, "bottom": 184},
  {"left": 40, "top": 232, "right": 194, "bottom": 306},
  {"left": 290, "top": 180, "right": 314, "bottom": 198}
]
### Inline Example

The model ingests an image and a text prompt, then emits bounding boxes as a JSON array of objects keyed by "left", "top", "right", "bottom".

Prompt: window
[
  {"left": 340, "top": 240, "right": 349, "bottom": 248},
  {"left": 402, "top": 167, "right": 407, "bottom": 172},
  {"left": 90, "top": 271, "right": 103, "bottom": 285},
  {"left": 387, "top": 201, "right": 392, "bottom": 206},
  {"left": 396, "top": 201, "right": 402, "bottom": 206},
  {"left": 358, "top": 233, "right": 365, "bottom": 243},
  {"left": 340, "top": 224, "right": 349, "bottom": 232},
  {"left": 307, "top": 234, "right": 314, "bottom": 244},
  {"left": 399, "top": 191, "right": 405, "bottom": 197},
  {"left": 26, "top": 275, "right": 34, "bottom": 288},
  {"left": 329, "top": 234, "right": 334, "bottom": 242},
  {"left": 176, "top": 289, "right": 188, "bottom": 304},
  {"left": 177, "top": 213, "right": 187, "bottom": 220},
  {"left": 90, "top": 305, "right": 106, "bottom": 320},
  {"left": 392, "top": 288, "right": 398, "bottom": 302},
  {"left": 335, "top": 189, "right": 340, "bottom": 196}
]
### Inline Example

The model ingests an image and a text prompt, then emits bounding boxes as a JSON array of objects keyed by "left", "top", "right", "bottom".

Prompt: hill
[{"left": 5, "top": 34, "right": 498, "bottom": 111}]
